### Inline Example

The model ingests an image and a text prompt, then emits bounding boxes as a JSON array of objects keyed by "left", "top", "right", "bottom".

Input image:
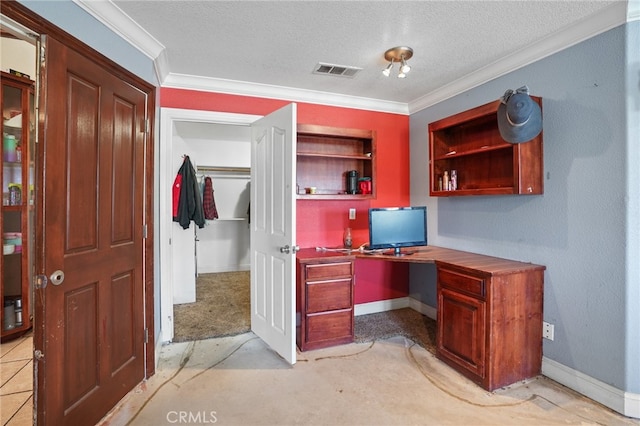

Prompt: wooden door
[
  {"left": 250, "top": 103, "right": 297, "bottom": 364},
  {"left": 35, "top": 35, "right": 147, "bottom": 425}
]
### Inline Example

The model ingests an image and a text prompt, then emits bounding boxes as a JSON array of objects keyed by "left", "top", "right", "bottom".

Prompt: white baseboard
[
  {"left": 354, "top": 297, "right": 436, "bottom": 318},
  {"left": 408, "top": 298, "right": 437, "bottom": 320},
  {"left": 198, "top": 265, "right": 250, "bottom": 274},
  {"left": 542, "top": 356, "right": 640, "bottom": 419},
  {"left": 354, "top": 297, "right": 410, "bottom": 316},
  {"left": 154, "top": 329, "right": 166, "bottom": 371}
]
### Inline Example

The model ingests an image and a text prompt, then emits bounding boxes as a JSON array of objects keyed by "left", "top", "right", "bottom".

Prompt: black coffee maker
[{"left": 346, "top": 170, "right": 359, "bottom": 194}]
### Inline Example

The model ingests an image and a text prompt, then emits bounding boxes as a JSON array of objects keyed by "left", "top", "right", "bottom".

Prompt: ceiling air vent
[{"left": 313, "top": 62, "right": 362, "bottom": 78}]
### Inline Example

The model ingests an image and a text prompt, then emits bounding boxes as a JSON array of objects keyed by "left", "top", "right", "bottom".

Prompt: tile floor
[{"left": 1, "top": 332, "right": 33, "bottom": 426}]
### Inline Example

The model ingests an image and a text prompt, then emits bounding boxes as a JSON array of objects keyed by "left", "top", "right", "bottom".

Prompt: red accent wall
[{"left": 161, "top": 88, "right": 411, "bottom": 303}]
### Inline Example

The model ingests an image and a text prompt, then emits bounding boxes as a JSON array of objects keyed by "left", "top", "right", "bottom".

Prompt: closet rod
[{"left": 197, "top": 166, "right": 250, "bottom": 173}]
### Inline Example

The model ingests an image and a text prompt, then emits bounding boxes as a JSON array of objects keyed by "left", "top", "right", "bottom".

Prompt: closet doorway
[{"left": 160, "top": 109, "right": 261, "bottom": 344}]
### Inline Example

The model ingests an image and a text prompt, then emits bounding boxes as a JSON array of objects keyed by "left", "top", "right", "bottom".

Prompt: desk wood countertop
[{"left": 297, "top": 246, "right": 545, "bottom": 276}]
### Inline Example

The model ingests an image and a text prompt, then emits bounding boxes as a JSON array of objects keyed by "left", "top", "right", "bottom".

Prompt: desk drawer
[
  {"left": 306, "top": 278, "right": 352, "bottom": 313},
  {"left": 306, "top": 309, "right": 353, "bottom": 343},
  {"left": 305, "top": 261, "right": 352, "bottom": 280},
  {"left": 438, "top": 268, "right": 485, "bottom": 298}
]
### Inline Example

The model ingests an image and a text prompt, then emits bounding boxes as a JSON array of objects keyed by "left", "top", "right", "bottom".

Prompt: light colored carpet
[
  {"left": 355, "top": 307, "right": 437, "bottom": 354},
  {"left": 172, "top": 271, "right": 251, "bottom": 342}
]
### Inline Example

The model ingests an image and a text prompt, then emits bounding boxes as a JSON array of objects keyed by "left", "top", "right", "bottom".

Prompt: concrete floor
[{"left": 100, "top": 333, "right": 639, "bottom": 426}]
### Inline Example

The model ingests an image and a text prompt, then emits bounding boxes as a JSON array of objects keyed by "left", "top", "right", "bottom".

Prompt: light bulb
[
  {"left": 400, "top": 56, "right": 411, "bottom": 74},
  {"left": 382, "top": 61, "right": 393, "bottom": 77}
]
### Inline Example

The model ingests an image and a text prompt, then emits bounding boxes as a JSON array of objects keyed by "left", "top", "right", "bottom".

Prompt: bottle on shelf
[
  {"left": 14, "top": 299, "right": 23, "bottom": 327},
  {"left": 3, "top": 301, "right": 15, "bottom": 331},
  {"left": 443, "top": 171, "right": 449, "bottom": 191},
  {"left": 3, "top": 134, "right": 17, "bottom": 162},
  {"left": 8, "top": 184, "right": 22, "bottom": 206}
]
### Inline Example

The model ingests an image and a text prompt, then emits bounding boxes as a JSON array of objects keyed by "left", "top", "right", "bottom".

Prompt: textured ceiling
[{"left": 110, "top": 1, "right": 622, "bottom": 109}]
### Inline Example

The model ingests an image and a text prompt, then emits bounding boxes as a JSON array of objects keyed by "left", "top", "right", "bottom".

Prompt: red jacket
[{"left": 172, "top": 156, "right": 205, "bottom": 229}]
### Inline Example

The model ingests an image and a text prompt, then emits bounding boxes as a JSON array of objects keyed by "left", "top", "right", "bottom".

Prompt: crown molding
[
  {"left": 72, "top": 0, "right": 164, "bottom": 60},
  {"left": 408, "top": 1, "right": 630, "bottom": 114},
  {"left": 629, "top": 0, "right": 640, "bottom": 21},
  {"left": 163, "top": 73, "right": 410, "bottom": 115},
  {"left": 154, "top": 47, "right": 171, "bottom": 84}
]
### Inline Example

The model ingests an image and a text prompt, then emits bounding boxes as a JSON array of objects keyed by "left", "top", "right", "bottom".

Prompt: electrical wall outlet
[
  {"left": 543, "top": 321, "right": 555, "bottom": 341},
  {"left": 349, "top": 208, "right": 356, "bottom": 220}
]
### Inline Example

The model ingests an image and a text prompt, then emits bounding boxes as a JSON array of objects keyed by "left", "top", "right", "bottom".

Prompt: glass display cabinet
[{"left": 1, "top": 71, "right": 35, "bottom": 341}]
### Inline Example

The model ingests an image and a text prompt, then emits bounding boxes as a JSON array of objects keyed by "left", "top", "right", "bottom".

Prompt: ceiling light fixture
[{"left": 382, "top": 46, "right": 413, "bottom": 78}]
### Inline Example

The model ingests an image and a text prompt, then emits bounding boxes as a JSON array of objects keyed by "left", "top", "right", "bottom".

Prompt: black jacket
[{"left": 173, "top": 156, "right": 205, "bottom": 229}]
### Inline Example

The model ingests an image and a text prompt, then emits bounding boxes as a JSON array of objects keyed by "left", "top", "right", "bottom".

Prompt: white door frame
[{"left": 158, "top": 108, "right": 260, "bottom": 349}]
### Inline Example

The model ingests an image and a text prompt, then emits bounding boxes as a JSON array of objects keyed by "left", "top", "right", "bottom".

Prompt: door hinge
[
  {"left": 144, "top": 328, "right": 149, "bottom": 343},
  {"left": 143, "top": 224, "right": 148, "bottom": 239},
  {"left": 40, "top": 44, "right": 46, "bottom": 68},
  {"left": 144, "top": 119, "right": 150, "bottom": 134}
]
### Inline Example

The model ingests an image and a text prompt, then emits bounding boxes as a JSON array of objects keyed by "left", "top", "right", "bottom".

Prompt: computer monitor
[{"left": 368, "top": 206, "right": 428, "bottom": 256}]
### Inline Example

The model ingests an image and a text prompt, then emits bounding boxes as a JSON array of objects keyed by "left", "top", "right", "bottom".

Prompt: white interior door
[{"left": 250, "top": 103, "right": 297, "bottom": 364}]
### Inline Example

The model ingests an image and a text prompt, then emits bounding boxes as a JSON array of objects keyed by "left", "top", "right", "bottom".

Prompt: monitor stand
[{"left": 388, "top": 247, "right": 414, "bottom": 256}]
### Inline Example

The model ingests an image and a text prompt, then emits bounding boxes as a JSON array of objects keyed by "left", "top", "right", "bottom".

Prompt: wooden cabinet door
[{"left": 437, "top": 287, "right": 486, "bottom": 381}]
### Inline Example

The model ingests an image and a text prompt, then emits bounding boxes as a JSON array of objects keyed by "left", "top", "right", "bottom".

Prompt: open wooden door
[
  {"left": 34, "top": 35, "right": 148, "bottom": 425},
  {"left": 250, "top": 104, "right": 297, "bottom": 364}
]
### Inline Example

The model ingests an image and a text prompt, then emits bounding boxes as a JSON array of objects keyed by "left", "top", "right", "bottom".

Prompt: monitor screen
[{"left": 368, "top": 206, "right": 427, "bottom": 255}]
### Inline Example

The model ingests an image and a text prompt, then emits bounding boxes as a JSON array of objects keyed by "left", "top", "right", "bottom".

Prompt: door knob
[
  {"left": 49, "top": 270, "right": 65, "bottom": 286},
  {"left": 279, "top": 245, "right": 300, "bottom": 254}
]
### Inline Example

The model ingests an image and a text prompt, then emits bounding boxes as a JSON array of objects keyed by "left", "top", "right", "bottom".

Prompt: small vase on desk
[{"left": 343, "top": 228, "right": 352, "bottom": 249}]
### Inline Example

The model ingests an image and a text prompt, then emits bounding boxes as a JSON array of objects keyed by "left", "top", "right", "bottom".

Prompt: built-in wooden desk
[{"left": 297, "top": 246, "right": 545, "bottom": 391}]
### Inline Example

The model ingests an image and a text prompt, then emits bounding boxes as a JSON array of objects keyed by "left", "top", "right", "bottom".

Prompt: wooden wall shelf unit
[
  {"left": 429, "top": 97, "right": 543, "bottom": 197},
  {"left": 296, "top": 124, "right": 376, "bottom": 200}
]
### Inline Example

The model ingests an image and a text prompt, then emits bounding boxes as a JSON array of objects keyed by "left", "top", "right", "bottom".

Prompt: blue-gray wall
[
  {"left": 410, "top": 22, "right": 640, "bottom": 394},
  {"left": 624, "top": 19, "right": 640, "bottom": 394}
]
